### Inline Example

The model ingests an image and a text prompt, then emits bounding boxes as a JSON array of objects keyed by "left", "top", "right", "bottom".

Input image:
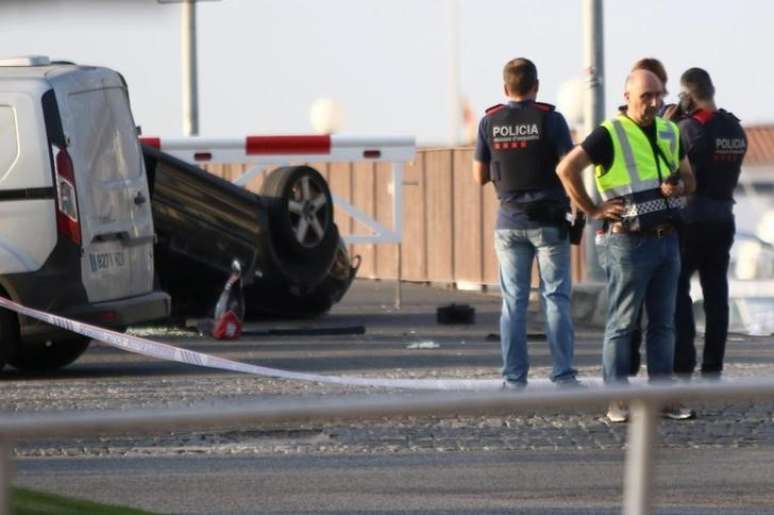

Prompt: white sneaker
[
  {"left": 501, "top": 381, "right": 526, "bottom": 391},
  {"left": 606, "top": 401, "right": 629, "bottom": 423}
]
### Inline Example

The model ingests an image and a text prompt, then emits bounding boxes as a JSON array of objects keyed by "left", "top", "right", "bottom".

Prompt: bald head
[
  {"left": 626, "top": 69, "right": 662, "bottom": 94},
  {"left": 624, "top": 69, "right": 665, "bottom": 126}
]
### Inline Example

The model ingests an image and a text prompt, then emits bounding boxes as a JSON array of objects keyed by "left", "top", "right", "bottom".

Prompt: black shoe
[{"left": 555, "top": 378, "right": 585, "bottom": 389}]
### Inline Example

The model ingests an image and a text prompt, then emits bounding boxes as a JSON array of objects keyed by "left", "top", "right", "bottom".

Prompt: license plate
[{"left": 88, "top": 251, "right": 127, "bottom": 273}]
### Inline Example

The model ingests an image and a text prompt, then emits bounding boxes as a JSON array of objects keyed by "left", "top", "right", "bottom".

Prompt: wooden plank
[
  {"left": 351, "top": 161, "right": 376, "bottom": 278},
  {"left": 423, "top": 149, "right": 454, "bottom": 283},
  {"left": 375, "top": 162, "right": 398, "bottom": 279},
  {"left": 205, "top": 163, "right": 224, "bottom": 180},
  {"left": 241, "top": 163, "right": 267, "bottom": 194},
  {"left": 572, "top": 231, "right": 586, "bottom": 283},
  {"left": 327, "top": 162, "right": 353, "bottom": 259},
  {"left": 452, "top": 148, "right": 483, "bottom": 284},
  {"left": 482, "top": 182, "right": 500, "bottom": 285},
  {"left": 400, "top": 153, "right": 426, "bottom": 282}
]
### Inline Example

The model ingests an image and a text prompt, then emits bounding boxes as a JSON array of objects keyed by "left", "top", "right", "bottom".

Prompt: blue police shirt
[{"left": 475, "top": 100, "right": 573, "bottom": 230}]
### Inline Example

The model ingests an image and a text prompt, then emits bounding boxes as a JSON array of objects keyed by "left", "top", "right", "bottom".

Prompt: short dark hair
[
  {"left": 632, "top": 58, "right": 668, "bottom": 86},
  {"left": 681, "top": 67, "right": 715, "bottom": 101},
  {"left": 503, "top": 58, "right": 538, "bottom": 96}
]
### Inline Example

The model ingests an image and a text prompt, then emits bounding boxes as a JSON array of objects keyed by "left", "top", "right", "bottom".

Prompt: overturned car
[{"left": 143, "top": 145, "right": 359, "bottom": 320}]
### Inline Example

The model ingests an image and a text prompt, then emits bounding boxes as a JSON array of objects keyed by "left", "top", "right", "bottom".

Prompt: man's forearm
[
  {"left": 472, "top": 161, "right": 490, "bottom": 185},
  {"left": 561, "top": 172, "right": 597, "bottom": 215},
  {"left": 678, "top": 157, "right": 696, "bottom": 194},
  {"left": 557, "top": 146, "right": 597, "bottom": 215}
]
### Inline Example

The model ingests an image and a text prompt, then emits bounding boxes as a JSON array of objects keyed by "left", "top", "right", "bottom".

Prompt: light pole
[
  {"left": 180, "top": 0, "right": 199, "bottom": 136},
  {"left": 159, "top": 0, "right": 220, "bottom": 136},
  {"left": 582, "top": 0, "right": 605, "bottom": 281},
  {"left": 447, "top": 0, "right": 461, "bottom": 146}
]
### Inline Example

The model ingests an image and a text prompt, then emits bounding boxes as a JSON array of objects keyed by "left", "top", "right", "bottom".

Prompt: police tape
[{"left": 0, "top": 296, "right": 523, "bottom": 390}]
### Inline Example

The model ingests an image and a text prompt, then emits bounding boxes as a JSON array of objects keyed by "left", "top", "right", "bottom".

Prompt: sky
[{"left": 1, "top": 0, "right": 772, "bottom": 145}]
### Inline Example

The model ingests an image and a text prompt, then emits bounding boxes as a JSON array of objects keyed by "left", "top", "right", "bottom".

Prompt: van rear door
[{"left": 63, "top": 83, "right": 154, "bottom": 303}]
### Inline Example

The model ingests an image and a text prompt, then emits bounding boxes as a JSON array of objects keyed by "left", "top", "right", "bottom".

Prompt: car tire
[
  {"left": 261, "top": 166, "right": 335, "bottom": 258},
  {"left": 0, "top": 307, "right": 19, "bottom": 371},
  {"left": 8, "top": 336, "right": 91, "bottom": 372}
]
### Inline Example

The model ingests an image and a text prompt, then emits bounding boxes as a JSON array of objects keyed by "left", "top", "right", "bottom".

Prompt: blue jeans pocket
[
  {"left": 607, "top": 233, "right": 644, "bottom": 251},
  {"left": 534, "top": 225, "right": 566, "bottom": 247}
]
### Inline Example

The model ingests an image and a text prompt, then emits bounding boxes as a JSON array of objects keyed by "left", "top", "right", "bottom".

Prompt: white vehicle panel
[
  {"left": 0, "top": 87, "right": 57, "bottom": 273},
  {"left": 0, "top": 90, "right": 53, "bottom": 190},
  {"left": 0, "top": 200, "right": 56, "bottom": 273}
]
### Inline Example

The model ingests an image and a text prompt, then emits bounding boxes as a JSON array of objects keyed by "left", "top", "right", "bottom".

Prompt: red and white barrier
[
  {"left": 139, "top": 134, "right": 415, "bottom": 165},
  {"left": 140, "top": 134, "right": 416, "bottom": 246}
]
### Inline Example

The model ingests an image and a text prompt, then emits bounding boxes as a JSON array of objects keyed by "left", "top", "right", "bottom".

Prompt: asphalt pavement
[{"left": 5, "top": 280, "right": 774, "bottom": 513}]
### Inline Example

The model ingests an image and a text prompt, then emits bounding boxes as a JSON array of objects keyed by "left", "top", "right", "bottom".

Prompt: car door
[{"left": 62, "top": 78, "right": 154, "bottom": 303}]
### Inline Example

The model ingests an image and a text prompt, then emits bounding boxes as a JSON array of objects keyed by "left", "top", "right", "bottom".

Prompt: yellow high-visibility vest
[{"left": 595, "top": 115, "right": 683, "bottom": 220}]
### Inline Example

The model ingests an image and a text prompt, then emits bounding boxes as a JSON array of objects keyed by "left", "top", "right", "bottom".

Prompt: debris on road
[
  {"left": 436, "top": 303, "right": 475, "bottom": 325},
  {"left": 406, "top": 341, "right": 441, "bottom": 350}
]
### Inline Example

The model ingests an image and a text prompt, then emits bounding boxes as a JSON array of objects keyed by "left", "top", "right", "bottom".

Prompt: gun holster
[{"left": 568, "top": 212, "right": 586, "bottom": 245}]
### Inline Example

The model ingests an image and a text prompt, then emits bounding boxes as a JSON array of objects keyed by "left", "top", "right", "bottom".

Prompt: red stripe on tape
[{"left": 245, "top": 135, "right": 331, "bottom": 155}]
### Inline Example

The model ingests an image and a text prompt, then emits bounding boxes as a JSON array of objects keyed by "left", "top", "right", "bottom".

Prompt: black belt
[{"left": 608, "top": 222, "right": 675, "bottom": 239}]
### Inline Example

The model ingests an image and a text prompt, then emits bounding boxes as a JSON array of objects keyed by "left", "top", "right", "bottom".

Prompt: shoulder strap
[
  {"left": 485, "top": 103, "right": 505, "bottom": 115},
  {"left": 532, "top": 101, "right": 555, "bottom": 112}
]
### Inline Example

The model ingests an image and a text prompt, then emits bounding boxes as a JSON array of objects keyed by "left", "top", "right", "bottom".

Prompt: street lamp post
[
  {"left": 582, "top": 0, "right": 605, "bottom": 281},
  {"left": 159, "top": 0, "right": 220, "bottom": 136},
  {"left": 180, "top": 0, "right": 199, "bottom": 136}
]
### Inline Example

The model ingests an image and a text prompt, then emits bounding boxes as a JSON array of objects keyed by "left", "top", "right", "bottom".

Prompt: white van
[{"left": 0, "top": 56, "right": 170, "bottom": 371}]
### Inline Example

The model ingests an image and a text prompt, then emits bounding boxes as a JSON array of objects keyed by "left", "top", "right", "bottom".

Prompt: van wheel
[
  {"left": 8, "top": 337, "right": 91, "bottom": 372},
  {"left": 0, "top": 308, "right": 20, "bottom": 371},
  {"left": 261, "top": 166, "right": 335, "bottom": 258}
]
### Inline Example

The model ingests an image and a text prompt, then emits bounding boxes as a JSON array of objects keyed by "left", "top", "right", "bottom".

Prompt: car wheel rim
[{"left": 287, "top": 175, "right": 329, "bottom": 248}]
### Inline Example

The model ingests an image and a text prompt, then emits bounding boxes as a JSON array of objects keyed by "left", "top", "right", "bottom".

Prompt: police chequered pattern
[
  {"left": 668, "top": 197, "right": 686, "bottom": 209},
  {"left": 622, "top": 199, "right": 669, "bottom": 217},
  {"left": 621, "top": 197, "right": 686, "bottom": 218}
]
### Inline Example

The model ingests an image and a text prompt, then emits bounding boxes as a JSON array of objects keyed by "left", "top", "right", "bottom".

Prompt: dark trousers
[{"left": 673, "top": 219, "right": 735, "bottom": 376}]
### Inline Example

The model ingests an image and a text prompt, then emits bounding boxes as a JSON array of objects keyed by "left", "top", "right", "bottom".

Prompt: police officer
[
  {"left": 673, "top": 68, "right": 747, "bottom": 379},
  {"left": 626, "top": 57, "right": 672, "bottom": 377},
  {"left": 557, "top": 69, "right": 696, "bottom": 422},
  {"left": 473, "top": 57, "right": 578, "bottom": 388}
]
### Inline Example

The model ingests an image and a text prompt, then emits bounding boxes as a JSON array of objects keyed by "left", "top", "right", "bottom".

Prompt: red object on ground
[{"left": 212, "top": 310, "right": 242, "bottom": 340}]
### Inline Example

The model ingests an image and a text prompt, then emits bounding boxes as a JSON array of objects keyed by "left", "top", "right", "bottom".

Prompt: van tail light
[{"left": 53, "top": 146, "right": 81, "bottom": 246}]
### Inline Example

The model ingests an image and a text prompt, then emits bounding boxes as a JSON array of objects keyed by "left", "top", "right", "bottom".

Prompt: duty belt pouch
[
  {"left": 524, "top": 201, "right": 566, "bottom": 225},
  {"left": 568, "top": 212, "right": 586, "bottom": 245}
]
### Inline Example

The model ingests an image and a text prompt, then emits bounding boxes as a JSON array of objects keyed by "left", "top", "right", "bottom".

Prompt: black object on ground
[{"left": 436, "top": 303, "right": 475, "bottom": 325}]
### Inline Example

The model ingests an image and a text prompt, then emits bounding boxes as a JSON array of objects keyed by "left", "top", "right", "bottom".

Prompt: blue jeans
[
  {"left": 494, "top": 226, "right": 576, "bottom": 385},
  {"left": 597, "top": 231, "right": 680, "bottom": 383}
]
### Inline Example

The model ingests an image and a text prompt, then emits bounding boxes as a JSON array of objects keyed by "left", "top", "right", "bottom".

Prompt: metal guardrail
[{"left": 2, "top": 379, "right": 774, "bottom": 515}]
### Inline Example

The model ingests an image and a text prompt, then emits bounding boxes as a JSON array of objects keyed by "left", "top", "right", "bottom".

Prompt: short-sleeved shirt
[
  {"left": 580, "top": 118, "right": 685, "bottom": 173},
  {"left": 679, "top": 110, "right": 744, "bottom": 222},
  {"left": 475, "top": 100, "right": 574, "bottom": 230}
]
